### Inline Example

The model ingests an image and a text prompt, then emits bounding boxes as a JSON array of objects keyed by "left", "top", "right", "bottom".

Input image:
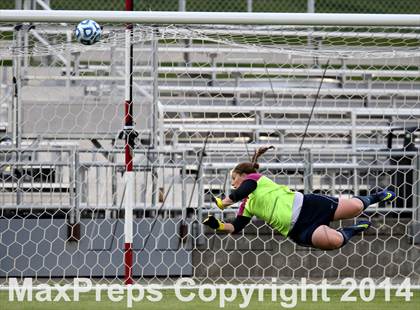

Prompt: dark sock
[
  {"left": 354, "top": 194, "right": 381, "bottom": 210},
  {"left": 354, "top": 196, "right": 371, "bottom": 210},
  {"left": 337, "top": 222, "right": 371, "bottom": 246},
  {"left": 337, "top": 228, "right": 354, "bottom": 246}
]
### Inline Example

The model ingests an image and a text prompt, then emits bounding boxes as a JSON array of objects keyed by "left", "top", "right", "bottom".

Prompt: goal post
[
  {"left": 123, "top": 0, "right": 135, "bottom": 286},
  {"left": 0, "top": 10, "right": 419, "bottom": 288},
  {"left": 0, "top": 10, "right": 420, "bottom": 25}
]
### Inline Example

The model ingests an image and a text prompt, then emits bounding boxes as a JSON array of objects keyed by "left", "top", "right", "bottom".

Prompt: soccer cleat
[
  {"left": 350, "top": 220, "right": 372, "bottom": 233},
  {"left": 337, "top": 220, "right": 372, "bottom": 246},
  {"left": 355, "top": 189, "right": 396, "bottom": 210},
  {"left": 376, "top": 190, "right": 396, "bottom": 203}
]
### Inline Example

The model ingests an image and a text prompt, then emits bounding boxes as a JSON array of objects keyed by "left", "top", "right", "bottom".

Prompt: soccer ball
[{"left": 74, "top": 19, "right": 102, "bottom": 45}]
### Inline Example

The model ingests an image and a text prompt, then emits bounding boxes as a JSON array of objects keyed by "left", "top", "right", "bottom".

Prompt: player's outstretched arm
[
  {"left": 203, "top": 215, "right": 251, "bottom": 234},
  {"left": 212, "top": 178, "right": 257, "bottom": 211},
  {"left": 202, "top": 216, "right": 235, "bottom": 233}
]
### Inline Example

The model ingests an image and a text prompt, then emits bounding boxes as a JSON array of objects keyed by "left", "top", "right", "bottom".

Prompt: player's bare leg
[
  {"left": 314, "top": 190, "right": 397, "bottom": 249},
  {"left": 312, "top": 221, "right": 372, "bottom": 250},
  {"left": 333, "top": 198, "right": 364, "bottom": 220},
  {"left": 312, "top": 225, "right": 344, "bottom": 250},
  {"left": 333, "top": 190, "right": 396, "bottom": 221}
]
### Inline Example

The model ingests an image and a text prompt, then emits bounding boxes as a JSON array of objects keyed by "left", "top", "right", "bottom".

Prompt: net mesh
[
  {"left": 0, "top": 21, "right": 419, "bottom": 286},
  {"left": 2, "top": 24, "right": 420, "bottom": 58}
]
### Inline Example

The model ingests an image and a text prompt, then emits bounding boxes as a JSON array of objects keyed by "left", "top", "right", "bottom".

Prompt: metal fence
[{"left": 2, "top": 148, "right": 419, "bottom": 212}]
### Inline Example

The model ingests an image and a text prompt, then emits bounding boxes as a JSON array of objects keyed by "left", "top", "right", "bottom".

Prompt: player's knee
[
  {"left": 350, "top": 198, "right": 364, "bottom": 216},
  {"left": 329, "top": 233, "right": 344, "bottom": 249},
  {"left": 312, "top": 227, "right": 344, "bottom": 250},
  {"left": 354, "top": 202, "right": 363, "bottom": 215}
]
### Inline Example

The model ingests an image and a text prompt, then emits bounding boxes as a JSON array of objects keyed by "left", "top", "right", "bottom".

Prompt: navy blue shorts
[{"left": 288, "top": 194, "right": 339, "bottom": 247}]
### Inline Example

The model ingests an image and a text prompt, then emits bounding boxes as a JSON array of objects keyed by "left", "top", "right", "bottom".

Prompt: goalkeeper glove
[
  {"left": 212, "top": 196, "right": 225, "bottom": 210},
  {"left": 202, "top": 216, "right": 225, "bottom": 230}
]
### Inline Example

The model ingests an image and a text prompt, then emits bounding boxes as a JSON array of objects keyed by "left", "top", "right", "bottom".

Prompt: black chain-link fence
[{"left": 3, "top": 0, "right": 420, "bottom": 13}]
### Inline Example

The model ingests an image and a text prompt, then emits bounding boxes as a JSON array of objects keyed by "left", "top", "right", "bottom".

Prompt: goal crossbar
[{"left": 0, "top": 10, "right": 420, "bottom": 26}]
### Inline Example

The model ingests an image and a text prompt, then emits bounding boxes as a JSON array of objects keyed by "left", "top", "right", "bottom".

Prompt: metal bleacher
[
  {"left": 146, "top": 34, "right": 420, "bottom": 152},
  {"left": 151, "top": 37, "right": 420, "bottom": 209}
]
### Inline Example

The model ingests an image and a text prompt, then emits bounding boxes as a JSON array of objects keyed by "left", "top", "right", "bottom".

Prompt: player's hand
[
  {"left": 202, "top": 216, "right": 225, "bottom": 230},
  {"left": 212, "top": 196, "right": 225, "bottom": 210}
]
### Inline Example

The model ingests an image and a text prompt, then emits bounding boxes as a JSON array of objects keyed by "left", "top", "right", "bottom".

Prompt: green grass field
[{"left": 1, "top": 289, "right": 419, "bottom": 310}]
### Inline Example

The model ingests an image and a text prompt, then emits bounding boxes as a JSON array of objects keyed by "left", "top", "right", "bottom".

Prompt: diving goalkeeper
[{"left": 203, "top": 146, "right": 395, "bottom": 250}]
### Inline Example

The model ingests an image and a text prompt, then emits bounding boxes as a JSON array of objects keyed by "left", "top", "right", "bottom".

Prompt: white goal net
[{"left": 0, "top": 15, "right": 420, "bottom": 287}]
